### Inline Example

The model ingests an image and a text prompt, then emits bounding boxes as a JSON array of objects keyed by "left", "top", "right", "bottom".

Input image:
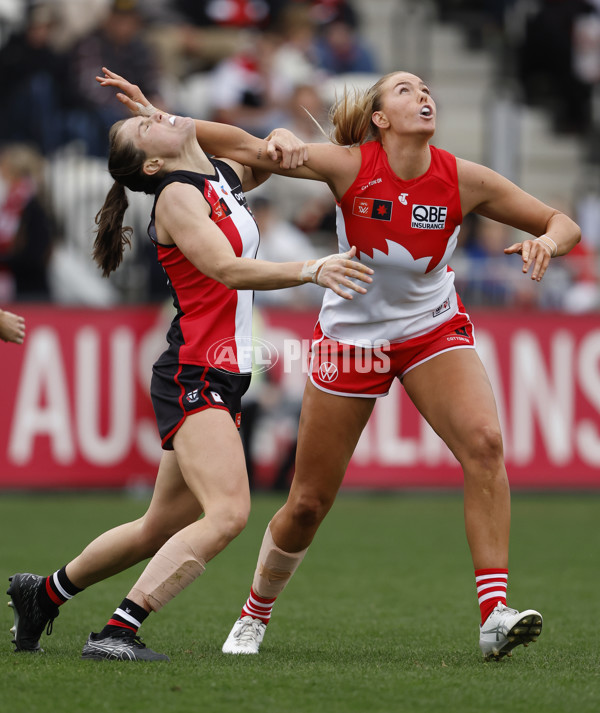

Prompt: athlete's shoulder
[
  {"left": 211, "top": 158, "right": 244, "bottom": 188},
  {"left": 428, "top": 145, "right": 459, "bottom": 187}
]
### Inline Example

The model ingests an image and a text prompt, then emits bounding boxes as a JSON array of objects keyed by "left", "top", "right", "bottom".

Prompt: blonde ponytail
[{"left": 329, "top": 72, "right": 397, "bottom": 146}]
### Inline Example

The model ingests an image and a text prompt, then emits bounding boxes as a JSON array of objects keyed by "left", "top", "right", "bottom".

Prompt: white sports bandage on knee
[
  {"left": 252, "top": 524, "right": 308, "bottom": 599},
  {"left": 130, "top": 539, "right": 206, "bottom": 612}
]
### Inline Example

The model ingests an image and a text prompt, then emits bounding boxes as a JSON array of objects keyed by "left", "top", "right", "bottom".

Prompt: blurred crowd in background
[{"left": 0, "top": 0, "right": 598, "bottom": 313}]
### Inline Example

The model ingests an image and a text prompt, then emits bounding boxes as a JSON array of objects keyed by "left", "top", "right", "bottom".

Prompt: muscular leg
[
  {"left": 222, "top": 381, "right": 375, "bottom": 651},
  {"left": 128, "top": 408, "right": 251, "bottom": 612},
  {"left": 270, "top": 380, "right": 375, "bottom": 552},
  {"left": 66, "top": 450, "right": 203, "bottom": 589},
  {"left": 402, "top": 349, "right": 510, "bottom": 569}
]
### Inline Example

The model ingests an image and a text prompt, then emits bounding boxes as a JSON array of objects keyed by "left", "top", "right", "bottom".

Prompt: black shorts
[{"left": 151, "top": 362, "right": 251, "bottom": 449}]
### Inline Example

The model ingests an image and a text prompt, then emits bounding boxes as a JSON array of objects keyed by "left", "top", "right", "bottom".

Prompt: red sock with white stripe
[
  {"left": 475, "top": 568, "right": 508, "bottom": 625},
  {"left": 240, "top": 587, "right": 276, "bottom": 625}
]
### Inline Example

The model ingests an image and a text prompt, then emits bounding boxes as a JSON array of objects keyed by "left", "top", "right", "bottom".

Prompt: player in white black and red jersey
[
  {"left": 5, "top": 69, "right": 373, "bottom": 662},
  {"left": 61, "top": 69, "right": 580, "bottom": 661}
]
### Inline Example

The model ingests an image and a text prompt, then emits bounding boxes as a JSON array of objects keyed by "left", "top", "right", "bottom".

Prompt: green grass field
[{"left": 1, "top": 492, "right": 599, "bottom": 713}]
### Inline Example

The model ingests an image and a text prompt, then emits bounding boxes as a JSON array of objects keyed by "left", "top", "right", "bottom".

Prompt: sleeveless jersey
[
  {"left": 149, "top": 160, "right": 259, "bottom": 373},
  {"left": 319, "top": 142, "right": 463, "bottom": 345}
]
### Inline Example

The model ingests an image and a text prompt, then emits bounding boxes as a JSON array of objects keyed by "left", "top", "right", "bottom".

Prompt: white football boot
[
  {"left": 222, "top": 616, "right": 266, "bottom": 654},
  {"left": 479, "top": 602, "right": 543, "bottom": 660}
]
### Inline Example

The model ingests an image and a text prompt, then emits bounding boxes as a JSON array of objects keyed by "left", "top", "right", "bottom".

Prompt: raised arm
[
  {"left": 457, "top": 158, "right": 581, "bottom": 282},
  {"left": 96, "top": 67, "right": 360, "bottom": 198}
]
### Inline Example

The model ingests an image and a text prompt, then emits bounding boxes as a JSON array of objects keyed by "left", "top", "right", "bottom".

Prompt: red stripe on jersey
[{"left": 153, "top": 165, "right": 258, "bottom": 371}]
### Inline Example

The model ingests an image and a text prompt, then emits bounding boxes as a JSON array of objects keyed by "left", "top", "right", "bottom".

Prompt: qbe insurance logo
[{"left": 207, "top": 336, "right": 280, "bottom": 375}]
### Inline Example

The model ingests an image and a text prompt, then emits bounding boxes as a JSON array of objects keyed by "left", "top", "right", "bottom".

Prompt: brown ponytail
[
  {"left": 329, "top": 72, "right": 396, "bottom": 146},
  {"left": 92, "top": 119, "right": 164, "bottom": 276},
  {"left": 93, "top": 181, "right": 132, "bottom": 277}
]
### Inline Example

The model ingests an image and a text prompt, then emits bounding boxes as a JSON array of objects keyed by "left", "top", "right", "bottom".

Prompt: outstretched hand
[
  {"left": 504, "top": 237, "right": 554, "bottom": 282},
  {"left": 0, "top": 309, "right": 25, "bottom": 344},
  {"left": 301, "top": 246, "right": 374, "bottom": 300},
  {"left": 96, "top": 67, "right": 156, "bottom": 116}
]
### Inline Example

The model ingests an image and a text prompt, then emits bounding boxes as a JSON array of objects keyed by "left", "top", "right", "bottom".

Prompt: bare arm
[
  {"left": 457, "top": 158, "right": 581, "bottom": 281},
  {"left": 95, "top": 67, "right": 360, "bottom": 199},
  {"left": 157, "top": 183, "right": 373, "bottom": 298}
]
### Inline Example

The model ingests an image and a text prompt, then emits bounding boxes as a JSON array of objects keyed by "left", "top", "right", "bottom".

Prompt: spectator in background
[
  {"left": 174, "top": 0, "right": 287, "bottom": 29},
  {"left": 308, "top": 0, "right": 359, "bottom": 27},
  {"left": 560, "top": 239, "right": 600, "bottom": 312},
  {"left": 271, "top": 4, "right": 322, "bottom": 90},
  {"left": 251, "top": 196, "right": 323, "bottom": 308},
  {"left": 312, "top": 13, "right": 378, "bottom": 76},
  {"left": 0, "top": 3, "right": 71, "bottom": 154},
  {"left": 67, "top": 0, "right": 164, "bottom": 155},
  {"left": 146, "top": 0, "right": 289, "bottom": 81},
  {"left": 0, "top": 308, "right": 25, "bottom": 344},
  {"left": 0, "top": 144, "right": 55, "bottom": 302},
  {"left": 45, "top": 0, "right": 113, "bottom": 52},
  {"left": 249, "top": 81, "right": 337, "bottom": 241},
  {"left": 517, "top": 0, "right": 597, "bottom": 134},
  {"left": 208, "top": 30, "right": 290, "bottom": 137},
  {"left": 572, "top": 1, "right": 600, "bottom": 131},
  {"left": 456, "top": 214, "right": 519, "bottom": 307}
]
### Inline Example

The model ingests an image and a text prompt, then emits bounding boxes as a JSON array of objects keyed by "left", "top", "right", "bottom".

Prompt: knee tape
[
  {"left": 252, "top": 524, "right": 308, "bottom": 599},
  {"left": 131, "top": 538, "right": 206, "bottom": 612}
]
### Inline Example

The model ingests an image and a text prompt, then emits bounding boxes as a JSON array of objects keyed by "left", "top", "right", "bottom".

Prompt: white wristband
[
  {"left": 300, "top": 249, "right": 352, "bottom": 284},
  {"left": 535, "top": 235, "right": 557, "bottom": 257},
  {"left": 135, "top": 102, "right": 157, "bottom": 117},
  {"left": 300, "top": 255, "right": 329, "bottom": 284}
]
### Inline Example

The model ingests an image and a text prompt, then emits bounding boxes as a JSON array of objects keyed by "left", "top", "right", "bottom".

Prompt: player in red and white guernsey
[
  {"left": 79, "top": 70, "right": 580, "bottom": 660},
  {"left": 6, "top": 70, "right": 374, "bottom": 662}
]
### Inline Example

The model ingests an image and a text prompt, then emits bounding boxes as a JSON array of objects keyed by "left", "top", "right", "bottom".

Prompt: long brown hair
[
  {"left": 329, "top": 72, "right": 396, "bottom": 147},
  {"left": 92, "top": 119, "right": 163, "bottom": 277}
]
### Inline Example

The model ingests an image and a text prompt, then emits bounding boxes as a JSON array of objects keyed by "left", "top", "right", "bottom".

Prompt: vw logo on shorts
[
  {"left": 318, "top": 361, "right": 339, "bottom": 382},
  {"left": 207, "top": 336, "right": 279, "bottom": 375}
]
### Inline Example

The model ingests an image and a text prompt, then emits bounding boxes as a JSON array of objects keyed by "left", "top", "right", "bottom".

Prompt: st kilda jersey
[
  {"left": 148, "top": 161, "right": 259, "bottom": 373},
  {"left": 319, "top": 141, "right": 464, "bottom": 345}
]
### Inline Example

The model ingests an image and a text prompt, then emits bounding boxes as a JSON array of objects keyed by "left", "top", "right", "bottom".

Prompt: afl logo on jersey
[
  {"left": 318, "top": 361, "right": 339, "bottom": 382},
  {"left": 352, "top": 197, "right": 392, "bottom": 221},
  {"left": 213, "top": 197, "right": 232, "bottom": 223},
  {"left": 411, "top": 204, "right": 447, "bottom": 229}
]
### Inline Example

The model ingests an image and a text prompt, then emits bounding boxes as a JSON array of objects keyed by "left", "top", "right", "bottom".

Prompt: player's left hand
[
  {"left": 504, "top": 238, "right": 553, "bottom": 282},
  {"left": 264, "top": 128, "right": 309, "bottom": 169}
]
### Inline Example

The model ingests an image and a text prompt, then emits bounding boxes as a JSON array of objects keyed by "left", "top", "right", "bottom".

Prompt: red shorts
[{"left": 308, "top": 311, "right": 475, "bottom": 398}]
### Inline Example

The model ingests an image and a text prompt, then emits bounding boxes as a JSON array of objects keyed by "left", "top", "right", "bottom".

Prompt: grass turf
[{"left": 1, "top": 492, "right": 599, "bottom": 713}]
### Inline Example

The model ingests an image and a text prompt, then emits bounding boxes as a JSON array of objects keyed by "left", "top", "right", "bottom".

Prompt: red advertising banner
[{"left": 1, "top": 305, "right": 599, "bottom": 490}]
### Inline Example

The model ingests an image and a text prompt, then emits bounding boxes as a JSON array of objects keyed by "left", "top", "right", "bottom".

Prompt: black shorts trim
[{"left": 151, "top": 362, "right": 251, "bottom": 450}]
